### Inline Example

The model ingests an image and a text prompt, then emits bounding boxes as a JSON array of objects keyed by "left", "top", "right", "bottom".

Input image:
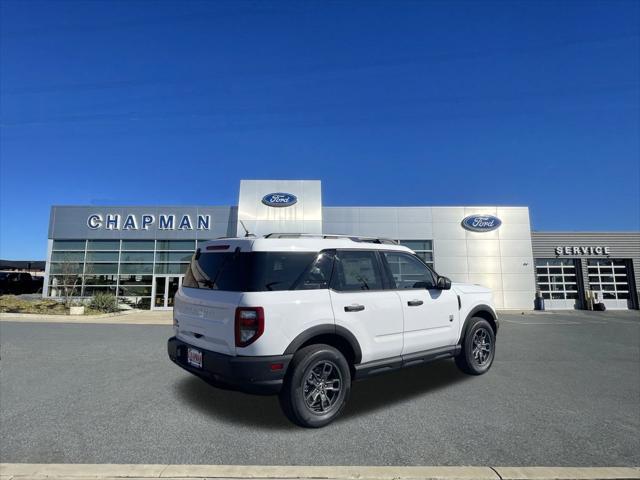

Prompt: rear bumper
[{"left": 167, "top": 337, "right": 292, "bottom": 395}]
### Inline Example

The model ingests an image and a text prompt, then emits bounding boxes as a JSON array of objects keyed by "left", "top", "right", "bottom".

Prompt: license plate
[{"left": 187, "top": 347, "right": 202, "bottom": 368}]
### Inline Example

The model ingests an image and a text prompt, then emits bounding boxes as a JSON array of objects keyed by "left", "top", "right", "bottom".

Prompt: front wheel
[
  {"left": 455, "top": 318, "right": 496, "bottom": 375},
  {"left": 279, "top": 344, "right": 351, "bottom": 428}
]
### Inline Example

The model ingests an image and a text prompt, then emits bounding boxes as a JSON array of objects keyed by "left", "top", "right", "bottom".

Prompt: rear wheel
[
  {"left": 279, "top": 344, "right": 351, "bottom": 428},
  {"left": 455, "top": 317, "right": 495, "bottom": 375}
]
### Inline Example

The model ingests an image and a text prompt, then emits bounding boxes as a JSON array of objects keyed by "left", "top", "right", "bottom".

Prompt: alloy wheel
[
  {"left": 472, "top": 327, "right": 492, "bottom": 366},
  {"left": 302, "top": 360, "right": 343, "bottom": 414}
]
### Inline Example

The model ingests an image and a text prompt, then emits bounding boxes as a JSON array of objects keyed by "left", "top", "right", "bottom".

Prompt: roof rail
[{"left": 263, "top": 233, "right": 399, "bottom": 245}]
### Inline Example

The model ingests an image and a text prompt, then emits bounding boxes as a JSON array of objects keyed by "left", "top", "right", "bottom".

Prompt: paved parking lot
[{"left": 1, "top": 310, "right": 638, "bottom": 466}]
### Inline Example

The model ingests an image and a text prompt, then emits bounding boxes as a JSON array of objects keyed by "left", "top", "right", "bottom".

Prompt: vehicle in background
[{"left": 0, "top": 272, "right": 43, "bottom": 295}]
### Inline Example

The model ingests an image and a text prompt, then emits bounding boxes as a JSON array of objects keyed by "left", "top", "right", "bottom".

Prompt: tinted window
[
  {"left": 156, "top": 252, "right": 193, "bottom": 262},
  {"left": 156, "top": 240, "right": 195, "bottom": 251},
  {"left": 296, "top": 251, "right": 335, "bottom": 290},
  {"left": 86, "top": 240, "right": 119, "bottom": 250},
  {"left": 121, "top": 240, "right": 155, "bottom": 250},
  {"left": 332, "top": 250, "right": 383, "bottom": 291},
  {"left": 86, "top": 252, "right": 119, "bottom": 262},
  {"left": 120, "top": 252, "right": 154, "bottom": 262},
  {"left": 399, "top": 240, "right": 433, "bottom": 251},
  {"left": 51, "top": 251, "right": 85, "bottom": 262},
  {"left": 383, "top": 251, "right": 437, "bottom": 289},
  {"left": 52, "top": 240, "right": 86, "bottom": 251},
  {"left": 183, "top": 251, "right": 317, "bottom": 292}
]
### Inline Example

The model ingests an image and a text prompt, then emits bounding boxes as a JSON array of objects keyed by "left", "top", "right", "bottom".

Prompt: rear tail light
[{"left": 235, "top": 307, "right": 264, "bottom": 347}]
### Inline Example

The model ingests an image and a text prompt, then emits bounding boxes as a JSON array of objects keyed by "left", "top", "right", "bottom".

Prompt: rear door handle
[
  {"left": 344, "top": 304, "right": 365, "bottom": 312},
  {"left": 407, "top": 300, "right": 424, "bottom": 307}
]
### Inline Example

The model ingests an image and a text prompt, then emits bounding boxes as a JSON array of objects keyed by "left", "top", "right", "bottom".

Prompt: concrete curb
[
  {"left": 0, "top": 310, "right": 134, "bottom": 319},
  {"left": 0, "top": 311, "right": 171, "bottom": 325},
  {"left": 1, "top": 464, "right": 638, "bottom": 480},
  {"left": 495, "top": 467, "right": 640, "bottom": 479}
]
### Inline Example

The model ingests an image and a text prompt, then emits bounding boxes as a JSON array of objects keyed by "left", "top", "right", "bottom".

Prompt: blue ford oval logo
[
  {"left": 461, "top": 214, "right": 502, "bottom": 232},
  {"left": 261, "top": 192, "right": 298, "bottom": 207}
]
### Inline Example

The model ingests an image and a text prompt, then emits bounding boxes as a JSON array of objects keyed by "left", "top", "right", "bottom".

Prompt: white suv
[{"left": 168, "top": 234, "right": 498, "bottom": 428}]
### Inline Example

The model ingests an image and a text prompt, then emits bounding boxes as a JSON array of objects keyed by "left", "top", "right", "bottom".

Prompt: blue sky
[{"left": 1, "top": 0, "right": 638, "bottom": 260}]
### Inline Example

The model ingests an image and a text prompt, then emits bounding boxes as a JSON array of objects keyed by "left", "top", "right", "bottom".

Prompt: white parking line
[{"left": 500, "top": 318, "right": 580, "bottom": 325}]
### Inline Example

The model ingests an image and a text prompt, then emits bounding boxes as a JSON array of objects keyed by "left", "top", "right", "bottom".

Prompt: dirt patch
[{"left": 0, "top": 295, "right": 101, "bottom": 315}]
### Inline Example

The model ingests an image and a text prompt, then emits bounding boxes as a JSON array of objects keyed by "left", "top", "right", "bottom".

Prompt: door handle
[
  {"left": 407, "top": 300, "right": 424, "bottom": 306},
  {"left": 344, "top": 304, "right": 365, "bottom": 312}
]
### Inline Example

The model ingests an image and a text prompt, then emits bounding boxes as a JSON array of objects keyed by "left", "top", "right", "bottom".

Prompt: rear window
[{"left": 183, "top": 251, "right": 322, "bottom": 292}]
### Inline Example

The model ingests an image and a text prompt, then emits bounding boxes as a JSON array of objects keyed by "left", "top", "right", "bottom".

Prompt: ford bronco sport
[{"left": 168, "top": 234, "right": 498, "bottom": 427}]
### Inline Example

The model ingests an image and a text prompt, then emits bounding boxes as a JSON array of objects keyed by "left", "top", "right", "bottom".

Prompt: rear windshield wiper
[
  {"left": 198, "top": 279, "right": 215, "bottom": 289},
  {"left": 264, "top": 281, "right": 284, "bottom": 291}
]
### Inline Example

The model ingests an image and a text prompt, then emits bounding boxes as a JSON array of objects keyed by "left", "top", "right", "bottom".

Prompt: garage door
[
  {"left": 587, "top": 259, "right": 631, "bottom": 310},
  {"left": 536, "top": 258, "right": 580, "bottom": 310}
]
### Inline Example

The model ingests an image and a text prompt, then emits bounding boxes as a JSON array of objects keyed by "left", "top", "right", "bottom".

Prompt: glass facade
[
  {"left": 48, "top": 239, "right": 203, "bottom": 309},
  {"left": 398, "top": 240, "right": 434, "bottom": 269},
  {"left": 48, "top": 238, "right": 437, "bottom": 309}
]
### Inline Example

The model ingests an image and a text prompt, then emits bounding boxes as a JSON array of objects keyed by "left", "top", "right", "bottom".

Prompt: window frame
[
  {"left": 292, "top": 249, "right": 336, "bottom": 291},
  {"left": 329, "top": 249, "right": 387, "bottom": 293}
]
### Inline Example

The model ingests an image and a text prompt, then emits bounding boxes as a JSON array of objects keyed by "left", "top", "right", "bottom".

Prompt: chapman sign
[
  {"left": 555, "top": 246, "right": 611, "bottom": 256},
  {"left": 87, "top": 213, "right": 211, "bottom": 231}
]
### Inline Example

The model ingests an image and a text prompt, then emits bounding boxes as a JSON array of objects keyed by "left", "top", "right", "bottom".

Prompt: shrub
[{"left": 89, "top": 293, "right": 119, "bottom": 313}]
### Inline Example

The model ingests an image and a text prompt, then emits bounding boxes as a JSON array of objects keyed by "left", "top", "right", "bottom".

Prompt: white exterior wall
[
  {"left": 237, "top": 180, "right": 322, "bottom": 236},
  {"left": 42, "top": 239, "right": 53, "bottom": 298},
  {"left": 431, "top": 207, "right": 535, "bottom": 310},
  {"left": 323, "top": 205, "right": 535, "bottom": 310}
]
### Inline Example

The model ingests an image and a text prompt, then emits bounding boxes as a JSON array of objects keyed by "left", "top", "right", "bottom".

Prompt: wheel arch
[
  {"left": 458, "top": 305, "right": 498, "bottom": 344},
  {"left": 283, "top": 324, "right": 362, "bottom": 366}
]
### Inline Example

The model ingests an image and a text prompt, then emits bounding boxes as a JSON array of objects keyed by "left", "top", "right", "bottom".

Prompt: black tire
[
  {"left": 279, "top": 344, "right": 351, "bottom": 428},
  {"left": 455, "top": 317, "right": 496, "bottom": 375}
]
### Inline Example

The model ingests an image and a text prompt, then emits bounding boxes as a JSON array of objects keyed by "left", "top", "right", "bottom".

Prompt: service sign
[
  {"left": 555, "top": 246, "right": 611, "bottom": 256},
  {"left": 461, "top": 214, "right": 502, "bottom": 232},
  {"left": 261, "top": 192, "right": 298, "bottom": 207}
]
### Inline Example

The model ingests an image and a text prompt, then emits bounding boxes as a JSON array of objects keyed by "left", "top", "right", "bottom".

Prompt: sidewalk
[
  {"left": 0, "top": 309, "right": 172, "bottom": 325},
  {"left": 1, "top": 464, "right": 639, "bottom": 480}
]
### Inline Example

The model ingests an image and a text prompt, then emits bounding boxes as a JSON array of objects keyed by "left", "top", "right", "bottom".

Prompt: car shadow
[
  {"left": 340, "top": 359, "right": 470, "bottom": 421},
  {"left": 175, "top": 358, "right": 470, "bottom": 429},
  {"left": 174, "top": 376, "right": 294, "bottom": 430}
]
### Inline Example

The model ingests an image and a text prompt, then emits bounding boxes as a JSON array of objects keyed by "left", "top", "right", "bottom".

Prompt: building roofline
[
  {"left": 50, "top": 205, "right": 235, "bottom": 209},
  {"left": 532, "top": 230, "right": 640, "bottom": 234}
]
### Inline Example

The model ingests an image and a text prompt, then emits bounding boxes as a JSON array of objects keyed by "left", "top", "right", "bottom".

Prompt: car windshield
[{"left": 183, "top": 251, "right": 318, "bottom": 292}]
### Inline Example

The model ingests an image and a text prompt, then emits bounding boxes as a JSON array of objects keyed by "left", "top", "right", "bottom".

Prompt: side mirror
[{"left": 437, "top": 276, "right": 452, "bottom": 290}]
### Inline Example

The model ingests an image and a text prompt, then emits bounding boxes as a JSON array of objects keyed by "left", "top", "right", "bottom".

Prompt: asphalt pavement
[{"left": 1, "top": 310, "right": 638, "bottom": 466}]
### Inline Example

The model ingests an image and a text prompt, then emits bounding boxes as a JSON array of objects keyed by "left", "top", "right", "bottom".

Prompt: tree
[{"left": 51, "top": 254, "right": 83, "bottom": 308}]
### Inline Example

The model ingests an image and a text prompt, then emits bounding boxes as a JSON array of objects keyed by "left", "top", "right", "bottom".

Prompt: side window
[
  {"left": 296, "top": 251, "right": 335, "bottom": 290},
  {"left": 332, "top": 250, "right": 383, "bottom": 291},
  {"left": 382, "top": 251, "right": 437, "bottom": 289}
]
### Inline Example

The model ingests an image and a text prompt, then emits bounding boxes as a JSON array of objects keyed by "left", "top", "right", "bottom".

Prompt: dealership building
[{"left": 44, "top": 180, "right": 640, "bottom": 311}]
